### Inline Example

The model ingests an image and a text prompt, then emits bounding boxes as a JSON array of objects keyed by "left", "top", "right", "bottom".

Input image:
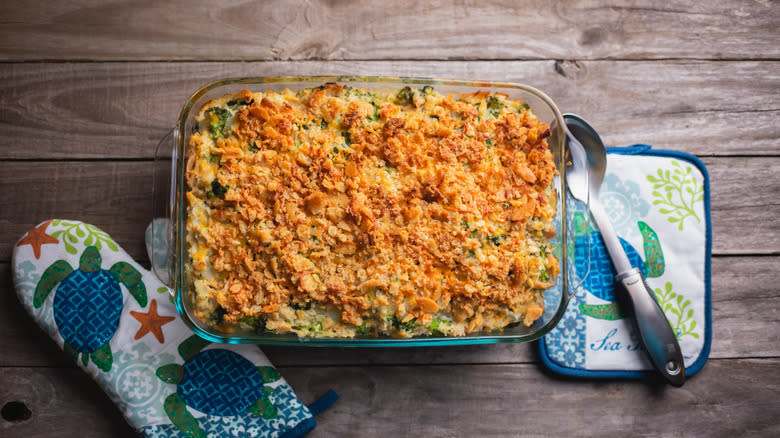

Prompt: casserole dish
[{"left": 152, "top": 76, "right": 589, "bottom": 346}]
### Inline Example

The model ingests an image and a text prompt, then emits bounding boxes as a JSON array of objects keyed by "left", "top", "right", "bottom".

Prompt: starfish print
[
  {"left": 16, "top": 220, "right": 59, "bottom": 259},
  {"left": 130, "top": 299, "right": 176, "bottom": 343}
]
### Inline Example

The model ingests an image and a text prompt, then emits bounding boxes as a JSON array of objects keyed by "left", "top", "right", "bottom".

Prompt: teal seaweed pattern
[
  {"left": 49, "top": 220, "right": 118, "bottom": 255},
  {"left": 654, "top": 281, "right": 698, "bottom": 340},
  {"left": 646, "top": 160, "right": 703, "bottom": 231}
]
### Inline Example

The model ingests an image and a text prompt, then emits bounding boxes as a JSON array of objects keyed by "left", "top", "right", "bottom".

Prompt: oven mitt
[
  {"left": 540, "top": 145, "right": 712, "bottom": 379},
  {"left": 12, "top": 219, "right": 334, "bottom": 437}
]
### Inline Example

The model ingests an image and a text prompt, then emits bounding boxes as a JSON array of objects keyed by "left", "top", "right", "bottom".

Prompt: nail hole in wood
[{"left": 2, "top": 401, "right": 32, "bottom": 422}]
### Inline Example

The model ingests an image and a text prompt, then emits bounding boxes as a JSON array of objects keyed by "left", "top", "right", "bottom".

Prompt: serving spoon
[{"left": 563, "top": 113, "right": 685, "bottom": 387}]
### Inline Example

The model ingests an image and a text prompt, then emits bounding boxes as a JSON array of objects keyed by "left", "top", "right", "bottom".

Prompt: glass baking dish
[{"left": 152, "top": 76, "right": 589, "bottom": 346}]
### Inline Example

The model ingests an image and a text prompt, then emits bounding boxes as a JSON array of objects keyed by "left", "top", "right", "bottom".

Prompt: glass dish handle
[{"left": 150, "top": 128, "right": 177, "bottom": 287}]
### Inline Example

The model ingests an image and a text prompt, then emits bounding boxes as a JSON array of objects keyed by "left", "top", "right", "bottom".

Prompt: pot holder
[
  {"left": 12, "top": 219, "right": 336, "bottom": 437},
  {"left": 540, "top": 145, "right": 712, "bottom": 378}
]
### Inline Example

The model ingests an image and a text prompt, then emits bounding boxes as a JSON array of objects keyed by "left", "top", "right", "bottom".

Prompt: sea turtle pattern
[
  {"left": 34, "top": 246, "right": 147, "bottom": 371},
  {"left": 156, "top": 335, "right": 281, "bottom": 438},
  {"left": 574, "top": 214, "right": 665, "bottom": 320}
]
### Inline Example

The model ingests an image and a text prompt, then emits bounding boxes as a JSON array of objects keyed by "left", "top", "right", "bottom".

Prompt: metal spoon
[{"left": 564, "top": 113, "right": 685, "bottom": 386}]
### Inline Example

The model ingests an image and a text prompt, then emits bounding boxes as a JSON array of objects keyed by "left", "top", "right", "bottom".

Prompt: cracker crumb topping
[{"left": 186, "top": 84, "right": 559, "bottom": 337}]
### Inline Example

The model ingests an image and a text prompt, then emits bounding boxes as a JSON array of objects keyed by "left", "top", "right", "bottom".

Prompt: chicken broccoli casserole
[{"left": 185, "top": 83, "right": 559, "bottom": 338}]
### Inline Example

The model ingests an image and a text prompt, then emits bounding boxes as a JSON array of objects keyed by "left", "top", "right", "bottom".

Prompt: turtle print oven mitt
[{"left": 12, "top": 219, "right": 336, "bottom": 437}]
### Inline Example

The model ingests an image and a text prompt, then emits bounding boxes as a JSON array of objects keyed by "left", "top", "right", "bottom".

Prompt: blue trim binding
[
  {"left": 539, "top": 144, "right": 712, "bottom": 380},
  {"left": 279, "top": 390, "right": 339, "bottom": 438},
  {"left": 307, "top": 390, "right": 339, "bottom": 417}
]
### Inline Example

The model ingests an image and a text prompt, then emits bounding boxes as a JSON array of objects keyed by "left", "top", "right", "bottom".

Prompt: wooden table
[{"left": 1, "top": 1, "right": 778, "bottom": 436}]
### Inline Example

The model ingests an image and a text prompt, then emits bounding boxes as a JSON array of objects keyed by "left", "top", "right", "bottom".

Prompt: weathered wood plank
[
  {"left": 1, "top": 360, "right": 778, "bottom": 437},
  {"left": 3, "top": 255, "right": 777, "bottom": 367},
  {"left": 0, "top": 263, "right": 76, "bottom": 368},
  {"left": 706, "top": 157, "right": 780, "bottom": 255},
  {"left": 0, "top": 0, "right": 777, "bottom": 61},
  {"left": 709, "top": 256, "right": 780, "bottom": 359},
  {"left": 0, "top": 162, "right": 155, "bottom": 263},
  {"left": 289, "top": 360, "right": 780, "bottom": 437},
  {"left": 1, "top": 61, "right": 777, "bottom": 159},
  {"left": 2, "top": 158, "right": 774, "bottom": 261},
  {"left": 0, "top": 367, "right": 137, "bottom": 437}
]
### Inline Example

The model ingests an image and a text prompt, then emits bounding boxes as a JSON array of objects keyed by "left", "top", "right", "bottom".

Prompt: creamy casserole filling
[{"left": 185, "top": 83, "right": 559, "bottom": 338}]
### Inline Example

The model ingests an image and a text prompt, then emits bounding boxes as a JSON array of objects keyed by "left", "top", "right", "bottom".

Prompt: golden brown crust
[{"left": 185, "top": 84, "right": 559, "bottom": 337}]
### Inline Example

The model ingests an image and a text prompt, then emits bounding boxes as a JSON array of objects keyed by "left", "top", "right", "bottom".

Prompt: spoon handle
[
  {"left": 589, "top": 200, "right": 633, "bottom": 273},
  {"left": 617, "top": 268, "right": 686, "bottom": 386}
]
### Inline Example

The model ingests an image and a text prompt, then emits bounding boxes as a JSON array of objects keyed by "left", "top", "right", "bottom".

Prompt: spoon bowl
[{"left": 564, "top": 114, "right": 607, "bottom": 197}]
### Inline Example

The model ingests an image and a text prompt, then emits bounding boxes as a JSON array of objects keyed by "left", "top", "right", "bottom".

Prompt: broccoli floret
[
  {"left": 539, "top": 266, "right": 550, "bottom": 282},
  {"left": 205, "top": 107, "right": 231, "bottom": 139},
  {"left": 209, "top": 307, "right": 227, "bottom": 324},
  {"left": 488, "top": 234, "right": 507, "bottom": 246},
  {"left": 210, "top": 179, "right": 228, "bottom": 199},
  {"left": 227, "top": 98, "right": 254, "bottom": 109},
  {"left": 387, "top": 314, "right": 417, "bottom": 332},
  {"left": 239, "top": 316, "right": 273, "bottom": 335},
  {"left": 239, "top": 316, "right": 257, "bottom": 325},
  {"left": 505, "top": 321, "right": 523, "bottom": 329},
  {"left": 487, "top": 96, "right": 505, "bottom": 118},
  {"left": 421, "top": 85, "right": 434, "bottom": 95},
  {"left": 305, "top": 320, "right": 323, "bottom": 334},
  {"left": 290, "top": 300, "right": 312, "bottom": 311},
  {"left": 429, "top": 318, "right": 451, "bottom": 335},
  {"left": 367, "top": 101, "right": 381, "bottom": 122},
  {"left": 397, "top": 86, "right": 414, "bottom": 105}
]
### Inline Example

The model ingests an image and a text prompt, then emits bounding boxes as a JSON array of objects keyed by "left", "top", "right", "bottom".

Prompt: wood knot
[
  {"left": 1, "top": 401, "right": 32, "bottom": 422},
  {"left": 554, "top": 60, "right": 586, "bottom": 80},
  {"left": 579, "top": 27, "right": 607, "bottom": 46}
]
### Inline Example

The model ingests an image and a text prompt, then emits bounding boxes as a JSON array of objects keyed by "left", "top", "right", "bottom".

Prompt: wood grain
[
  {"left": 1, "top": 60, "right": 778, "bottom": 159},
  {"left": 0, "top": 0, "right": 777, "bottom": 62},
  {"left": 1, "top": 157, "right": 777, "bottom": 262},
  {"left": 706, "top": 157, "right": 780, "bottom": 256},
  {"left": 0, "top": 367, "right": 137, "bottom": 438},
  {"left": 2, "top": 360, "right": 778, "bottom": 437},
  {"left": 0, "top": 162, "right": 155, "bottom": 263},
  {"left": 2, "top": 254, "right": 777, "bottom": 368},
  {"left": 289, "top": 360, "right": 780, "bottom": 438}
]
